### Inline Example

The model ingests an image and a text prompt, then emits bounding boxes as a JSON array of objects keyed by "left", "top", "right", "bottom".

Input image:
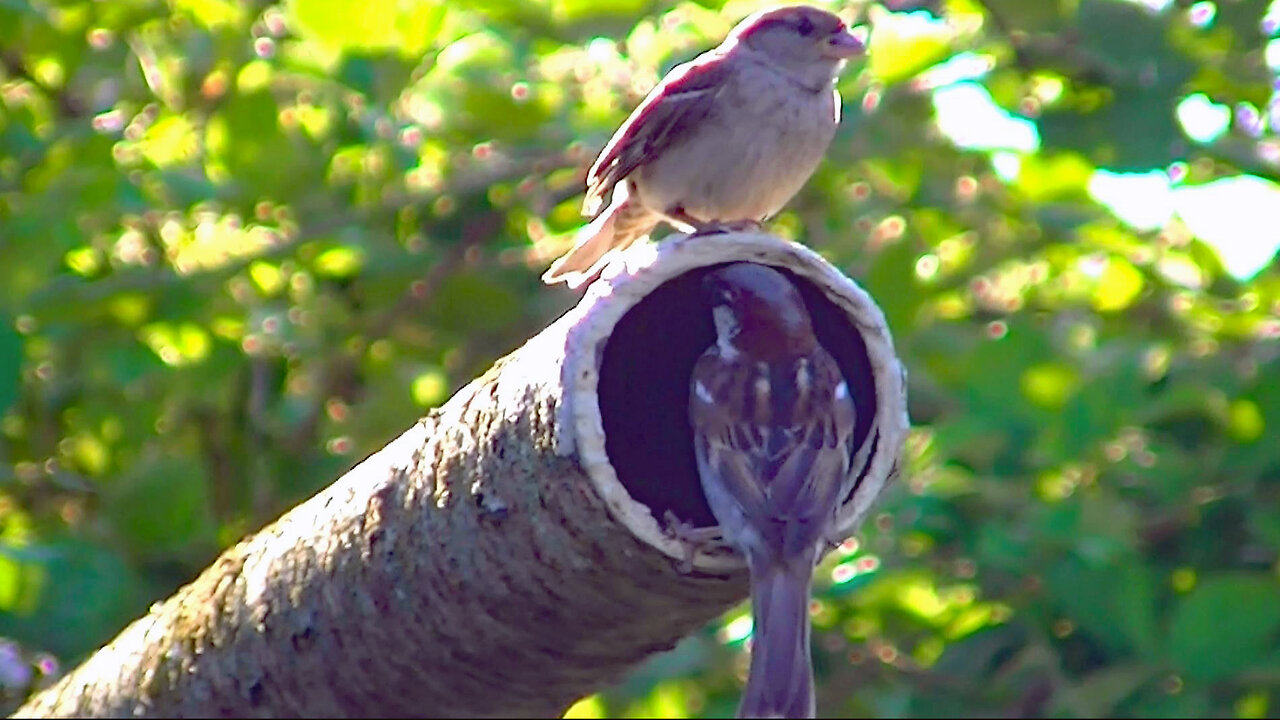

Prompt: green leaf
[
  {"left": 0, "top": 541, "right": 144, "bottom": 659},
  {"left": 1249, "top": 507, "right": 1280, "bottom": 551},
  {"left": 1059, "top": 663, "right": 1159, "bottom": 717},
  {"left": 205, "top": 91, "right": 321, "bottom": 199},
  {"left": 427, "top": 271, "right": 521, "bottom": 335},
  {"left": 1038, "top": 0, "right": 1195, "bottom": 170},
  {"left": 0, "top": 316, "right": 19, "bottom": 413},
  {"left": 106, "top": 453, "right": 216, "bottom": 555},
  {"left": 1046, "top": 553, "right": 1158, "bottom": 656},
  {"left": 1167, "top": 574, "right": 1280, "bottom": 681}
]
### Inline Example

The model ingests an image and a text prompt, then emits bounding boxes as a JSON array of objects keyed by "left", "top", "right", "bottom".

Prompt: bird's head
[
  {"left": 730, "top": 5, "right": 865, "bottom": 82},
  {"left": 703, "top": 263, "right": 818, "bottom": 361}
]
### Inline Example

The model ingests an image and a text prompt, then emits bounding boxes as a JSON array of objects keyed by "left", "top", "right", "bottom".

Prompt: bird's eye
[{"left": 796, "top": 16, "right": 815, "bottom": 36}]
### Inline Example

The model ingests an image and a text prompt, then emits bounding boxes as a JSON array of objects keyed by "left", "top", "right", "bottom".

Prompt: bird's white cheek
[
  {"left": 712, "top": 306, "right": 741, "bottom": 360},
  {"left": 834, "top": 381, "right": 848, "bottom": 400}
]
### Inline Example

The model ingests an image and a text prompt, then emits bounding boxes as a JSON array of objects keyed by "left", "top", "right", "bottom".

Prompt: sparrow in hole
[
  {"left": 689, "top": 263, "right": 863, "bottom": 718},
  {"left": 542, "top": 5, "right": 864, "bottom": 288}
]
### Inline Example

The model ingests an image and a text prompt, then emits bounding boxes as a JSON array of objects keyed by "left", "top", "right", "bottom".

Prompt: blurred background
[{"left": 2, "top": 0, "right": 1280, "bottom": 715}]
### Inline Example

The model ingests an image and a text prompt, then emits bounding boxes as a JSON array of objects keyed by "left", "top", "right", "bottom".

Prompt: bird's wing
[
  {"left": 582, "top": 50, "right": 734, "bottom": 216},
  {"left": 692, "top": 352, "right": 855, "bottom": 555}
]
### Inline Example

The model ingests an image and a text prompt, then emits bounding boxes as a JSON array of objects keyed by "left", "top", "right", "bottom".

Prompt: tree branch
[{"left": 16, "top": 233, "right": 909, "bottom": 718}]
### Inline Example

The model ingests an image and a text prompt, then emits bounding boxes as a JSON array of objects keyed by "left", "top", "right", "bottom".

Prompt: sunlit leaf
[
  {"left": 313, "top": 246, "right": 366, "bottom": 278},
  {"left": 139, "top": 322, "right": 213, "bottom": 366},
  {"left": 1015, "top": 152, "right": 1094, "bottom": 202},
  {"left": 1227, "top": 399, "right": 1264, "bottom": 443},
  {"left": 563, "top": 695, "right": 606, "bottom": 719},
  {"left": 1091, "top": 257, "right": 1144, "bottom": 312},
  {"left": 868, "top": 9, "right": 956, "bottom": 85},
  {"left": 172, "top": 0, "right": 245, "bottom": 29},
  {"left": 411, "top": 367, "right": 449, "bottom": 407},
  {"left": 287, "top": 0, "right": 446, "bottom": 58},
  {"left": 1020, "top": 363, "right": 1078, "bottom": 409},
  {"left": 140, "top": 115, "right": 199, "bottom": 168}
]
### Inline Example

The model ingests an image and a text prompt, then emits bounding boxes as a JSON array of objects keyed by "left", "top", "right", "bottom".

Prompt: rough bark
[{"left": 15, "top": 232, "right": 909, "bottom": 719}]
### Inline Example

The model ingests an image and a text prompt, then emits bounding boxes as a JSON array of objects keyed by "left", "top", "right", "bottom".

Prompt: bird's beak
[{"left": 823, "top": 27, "right": 866, "bottom": 59}]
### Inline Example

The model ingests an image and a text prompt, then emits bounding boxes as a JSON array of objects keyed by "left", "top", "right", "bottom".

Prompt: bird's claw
[
  {"left": 689, "top": 219, "right": 763, "bottom": 237},
  {"left": 664, "top": 510, "right": 730, "bottom": 573}
]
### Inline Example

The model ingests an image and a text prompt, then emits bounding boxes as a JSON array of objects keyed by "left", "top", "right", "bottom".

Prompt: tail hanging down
[
  {"left": 541, "top": 186, "right": 658, "bottom": 289},
  {"left": 737, "top": 554, "right": 817, "bottom": 719}
]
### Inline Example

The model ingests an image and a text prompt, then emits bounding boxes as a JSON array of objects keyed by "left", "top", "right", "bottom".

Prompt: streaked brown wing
[
  {"left": 582, "top": 50, "right": 734, "bottom": 216},
  {"left": 696, "top": 425, "right": 771, "bottom": 521},
  {"left": 767, "top": 418, "right": 851, "bottom": 555},
  {"left": 691, "top": 350, "right": 856, "bottom": 554}
]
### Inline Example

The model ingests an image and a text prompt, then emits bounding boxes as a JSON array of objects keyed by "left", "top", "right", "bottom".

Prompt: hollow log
[{"left": 16, "top": 232, "right": 908, "bottom": 718}]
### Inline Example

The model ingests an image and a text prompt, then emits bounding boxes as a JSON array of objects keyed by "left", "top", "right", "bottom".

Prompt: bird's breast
[{"left": 634, "top": 66, "right": 839, "bottom": 223}]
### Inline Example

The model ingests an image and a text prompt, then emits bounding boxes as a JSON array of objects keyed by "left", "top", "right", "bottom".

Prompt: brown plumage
[
  {"left": 542, "top": 6, "right": 864, "bottom": 288},
  {"left": 689, "top": 263, "right": 862, "bottom": 718}
]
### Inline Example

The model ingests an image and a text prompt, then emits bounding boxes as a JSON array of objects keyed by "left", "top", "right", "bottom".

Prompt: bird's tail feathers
[
  {"left": 541, "top": 194, "right": 655, "bottom": 289},
  {"left": 738, "top": 555, "right": 817, "bottom": 719}
]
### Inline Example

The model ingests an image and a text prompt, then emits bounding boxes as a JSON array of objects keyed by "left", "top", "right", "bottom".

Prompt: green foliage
[{"left": 2, "top": 0, "right": 1280, "bottom": 716}]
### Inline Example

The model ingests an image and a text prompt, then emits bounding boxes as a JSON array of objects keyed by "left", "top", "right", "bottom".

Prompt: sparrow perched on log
[
  {"left": 689, "top": 263, "right": 860, "bottom": 718},
  {"left": 542, "top": 6, "right": 864, "bottom": 288}
]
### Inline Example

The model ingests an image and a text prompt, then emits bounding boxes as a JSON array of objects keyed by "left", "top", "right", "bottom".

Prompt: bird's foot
[
  {"left": 663, "top": 510, "right": 730, "bottom": 573},
  {"left": 689, "top": 219, "right": 763, "bottom": 237},
  {"left": 688, "top": 222, "right": 728, "bottom": 237}
]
